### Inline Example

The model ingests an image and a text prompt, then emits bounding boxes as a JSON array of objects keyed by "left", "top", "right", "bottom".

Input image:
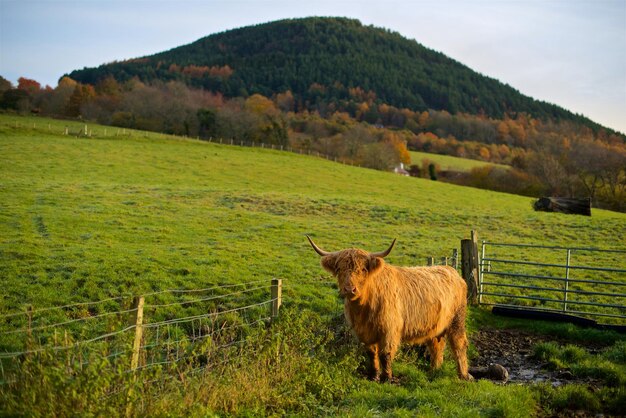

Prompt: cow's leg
[
  {"left": 447, "top": 311, "right": 473, "bottom": 381},
  {"left": 380, "top": 340, "right": 399, "bottom": 383},
  {"left": 380, "top": 351, "right": 393, "bottom": 382},
  {"left": 366, "top": 344, "right": 381, "bottom": 382},
  {"left": 426, "top": 336, "right": 446, "bottom": 370}
]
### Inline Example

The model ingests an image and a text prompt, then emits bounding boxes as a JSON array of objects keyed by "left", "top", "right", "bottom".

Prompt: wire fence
[
  {"left": 426, "top": 249, "right": 459, "bottom": 269},
  {"left": 0, "top": 278, "right": 284, "bottom": 388},
  {"left": 4, "top": 119, "right": 370, "bottom": 168}
]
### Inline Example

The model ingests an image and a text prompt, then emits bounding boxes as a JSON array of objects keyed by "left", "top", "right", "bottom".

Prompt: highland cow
[{"left": 307, "top": 236, "right": 472, "bottom": 382}]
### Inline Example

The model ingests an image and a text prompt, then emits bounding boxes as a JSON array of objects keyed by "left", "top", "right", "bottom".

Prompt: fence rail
[
  {"left": 0, "top": 278, "right": 284, "bottom": 386},
  {"left": 477, "top": 241, "right": 626, "bottom": 323}
]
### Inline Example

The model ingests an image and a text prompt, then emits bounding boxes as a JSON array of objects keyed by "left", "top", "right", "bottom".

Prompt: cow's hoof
[
  {"left": 461, "top": 373, "right": 474, "bottom": 381},
  {"left": 380, "top": 375, "right": 399, "bottom": 384}
]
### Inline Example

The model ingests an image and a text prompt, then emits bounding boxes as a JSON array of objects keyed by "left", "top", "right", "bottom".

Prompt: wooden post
[
  {"left": 129, "top": 296, "right": 145, "bottom": 371},
  {"left": 271, "top": 278, "right": 282, "bottom": 319},
  {"left": 563, "top": 249, "right": 571, "bottom": 313},
  {"left": 452, "top": 249, "right": 459, "bottom": 270},
  {"left": 471, "top": 230, "right": 480, "bottom": 299},
  {"left": 427, "top": 257, "right": 435, "bottom": 266},
  {"left": 441, "top": 257, "right": 449, "bottom": 266},
  {"left": 64, "top": 330, "right": 70, "bottom": 370},
  {"left": 126, "top": 296, "right": 144, "bottom": 418},
  {"left": 461, "top": 230, "right": 479, "bottom": 305}
]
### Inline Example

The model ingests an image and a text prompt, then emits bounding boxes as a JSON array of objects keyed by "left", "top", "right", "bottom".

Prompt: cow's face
[
  {"left": 321, "top": 249, "right": 385, "bottom": 300},
  {"left": 306, "top": 236, "right": 396, "bottom": 301}
]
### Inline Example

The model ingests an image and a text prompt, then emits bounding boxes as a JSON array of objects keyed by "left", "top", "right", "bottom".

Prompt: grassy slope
[
  {"left": 2, "top": 116, "right": 622, "bottom": 310},
  {"left": 1, "top": 115, "right": 625, "bottom": 416},
  {"left": 410, "top": 150, "right": 510, "bottom": 172}
]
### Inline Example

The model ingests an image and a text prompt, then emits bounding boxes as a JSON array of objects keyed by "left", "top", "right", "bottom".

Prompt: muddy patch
[{"left": 470, "top": 328, "right": 605, "bottom": 387}]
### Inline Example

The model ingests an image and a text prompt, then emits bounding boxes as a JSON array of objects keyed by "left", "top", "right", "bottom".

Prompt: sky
[{"left": 1, "top": 0, "right": 625, "bottom": 133}]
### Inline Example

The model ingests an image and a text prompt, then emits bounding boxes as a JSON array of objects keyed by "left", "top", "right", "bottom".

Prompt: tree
[
  {"left": 0, "top": 88, "right": 29, "bottom": 112},
  {"left": 597, "top": 145, "right": 626, "bottom": 211},
  {"left": 526, "top": 152, "right": 571, "bottom": 196},
  {"left": 478, "top": 146, "right": 491, "bottom": 161},
  {"left": 245, "top": 94, "right": 279, "bottom": 116},
  {"left": 567, "top": 140, "right": 607, "bottom": 203},
  {"left": 0, "top": 76, "right": 12, "bottom": 93},
  {"left": 197, "top": 108, "right": 218, "bottom": 138},
  {"left": 95, "top": 76, "right": 121, "bottom": 96},
  {"left": 275, "top": 90, "right": 295, "bottom": 112},
  {"left": 382, "top": 131, "right": 411, "bottom": 165},
  {"left": 360, "top": 142, "right": 398, "bottom": 170},
  {"left": 0, "top": 77, "right": 43, "bottom": 113},
  {"left": 17, "top": 77, "right": 41, "bottom": 95},
  {"left": 428, "top": 163, "right": 438, "bottom": 181},
  {"left": 342, "top": 124, "right": 375, "bottom": 160},
  {"left": 39, "top": 77, "right": 77, "bottom": 115},
  {"left": 65, "top": 84, "right": 95, "bottom": 117}
]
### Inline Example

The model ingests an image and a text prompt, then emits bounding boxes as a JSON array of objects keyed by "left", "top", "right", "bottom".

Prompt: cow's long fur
[{"left": 314, "top": 244, "right": 472, "bottom": 382}]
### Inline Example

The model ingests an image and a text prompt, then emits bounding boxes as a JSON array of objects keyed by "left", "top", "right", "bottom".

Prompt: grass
[
  {"left": 409, "top": 150, "right": 510, "bottom": 172},
  {"left": 1, "top": 114, "right": 626, "bottom": 416}
]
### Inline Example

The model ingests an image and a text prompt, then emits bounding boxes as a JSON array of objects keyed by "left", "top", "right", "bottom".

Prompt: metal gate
[{"left": 478, "top": 242, "right": 626, "bottom": 323}]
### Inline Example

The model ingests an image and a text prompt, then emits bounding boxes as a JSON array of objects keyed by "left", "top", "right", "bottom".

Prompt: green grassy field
[
  {"left": 1, "top": 114, "right": 625, "bottom": 416},
  {"left": 410, "top": 150, "right": 510, "bottom": 172}
]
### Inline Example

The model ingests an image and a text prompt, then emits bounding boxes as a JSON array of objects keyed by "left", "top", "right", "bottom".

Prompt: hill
[
  {"left": 67, "top": 17, "right": 605, "bottom": 132},
  {"left": 5, "top": 18, "right": 624, "bottom": 211}
]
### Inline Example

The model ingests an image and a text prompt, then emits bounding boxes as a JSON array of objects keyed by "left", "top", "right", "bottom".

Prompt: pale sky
[{"left": 1, "top": 0, "right": 625, "bottom": 134}]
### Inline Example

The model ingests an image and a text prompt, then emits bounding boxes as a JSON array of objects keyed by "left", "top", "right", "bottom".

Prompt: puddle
[{"left": 470, "top": 328, "right": 605, "bottom": 387}]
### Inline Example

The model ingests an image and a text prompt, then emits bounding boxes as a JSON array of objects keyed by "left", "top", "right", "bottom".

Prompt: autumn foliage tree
[{"left": 2, "top": 70, "right": 624, "bottom": 211}]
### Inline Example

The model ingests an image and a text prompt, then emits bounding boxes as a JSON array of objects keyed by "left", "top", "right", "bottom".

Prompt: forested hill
[{"left": 67, "top": 17, "right": 602, "bottom": 131}]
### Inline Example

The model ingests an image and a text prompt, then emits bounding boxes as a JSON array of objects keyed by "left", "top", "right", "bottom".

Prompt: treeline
[
  {"left": 67, "top": 17, "right": 611, "bottom": 134},
  {"left": 0, "top": 76, "right": 410, "bottom": 171},
  {"left": 1, "top": 75, "right": 624, "bottom": 211}
]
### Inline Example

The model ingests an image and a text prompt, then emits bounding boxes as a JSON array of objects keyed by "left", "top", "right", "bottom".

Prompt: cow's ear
[
  {"left": 367, "top": 256, "right": 385, "bottom": 274},
  {"left": 321, "top": 255, "right": 337, "bottom": 274}
]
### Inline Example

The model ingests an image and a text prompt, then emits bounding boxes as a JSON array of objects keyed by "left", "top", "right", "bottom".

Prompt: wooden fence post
[
  {"left": 461, "top": 230, "right": 479, "bottom": 305},
  {"left": 126, "top": 296, "right": 144, "bottom": 418},
  {"left": 271, "top": 278, "right": 282, "bottom": 319},
  {"left": 129, "top": 296, "right": 145, "bottom": 371},
  {"left": 427, "top": 257, "right": 435, "bottom": 266}
]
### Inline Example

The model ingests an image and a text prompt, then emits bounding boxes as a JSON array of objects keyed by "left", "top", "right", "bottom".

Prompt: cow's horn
[
  {"left": 306, "top": 235, "right": 331, "bottom": 256},
  {"left": 371, "top": 239, "right": 396, "bottom": 258}
]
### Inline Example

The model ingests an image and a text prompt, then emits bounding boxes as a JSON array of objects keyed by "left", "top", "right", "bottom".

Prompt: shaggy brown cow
[{"left": 307, "top": 236, "right": 472, "bottom": 382}]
